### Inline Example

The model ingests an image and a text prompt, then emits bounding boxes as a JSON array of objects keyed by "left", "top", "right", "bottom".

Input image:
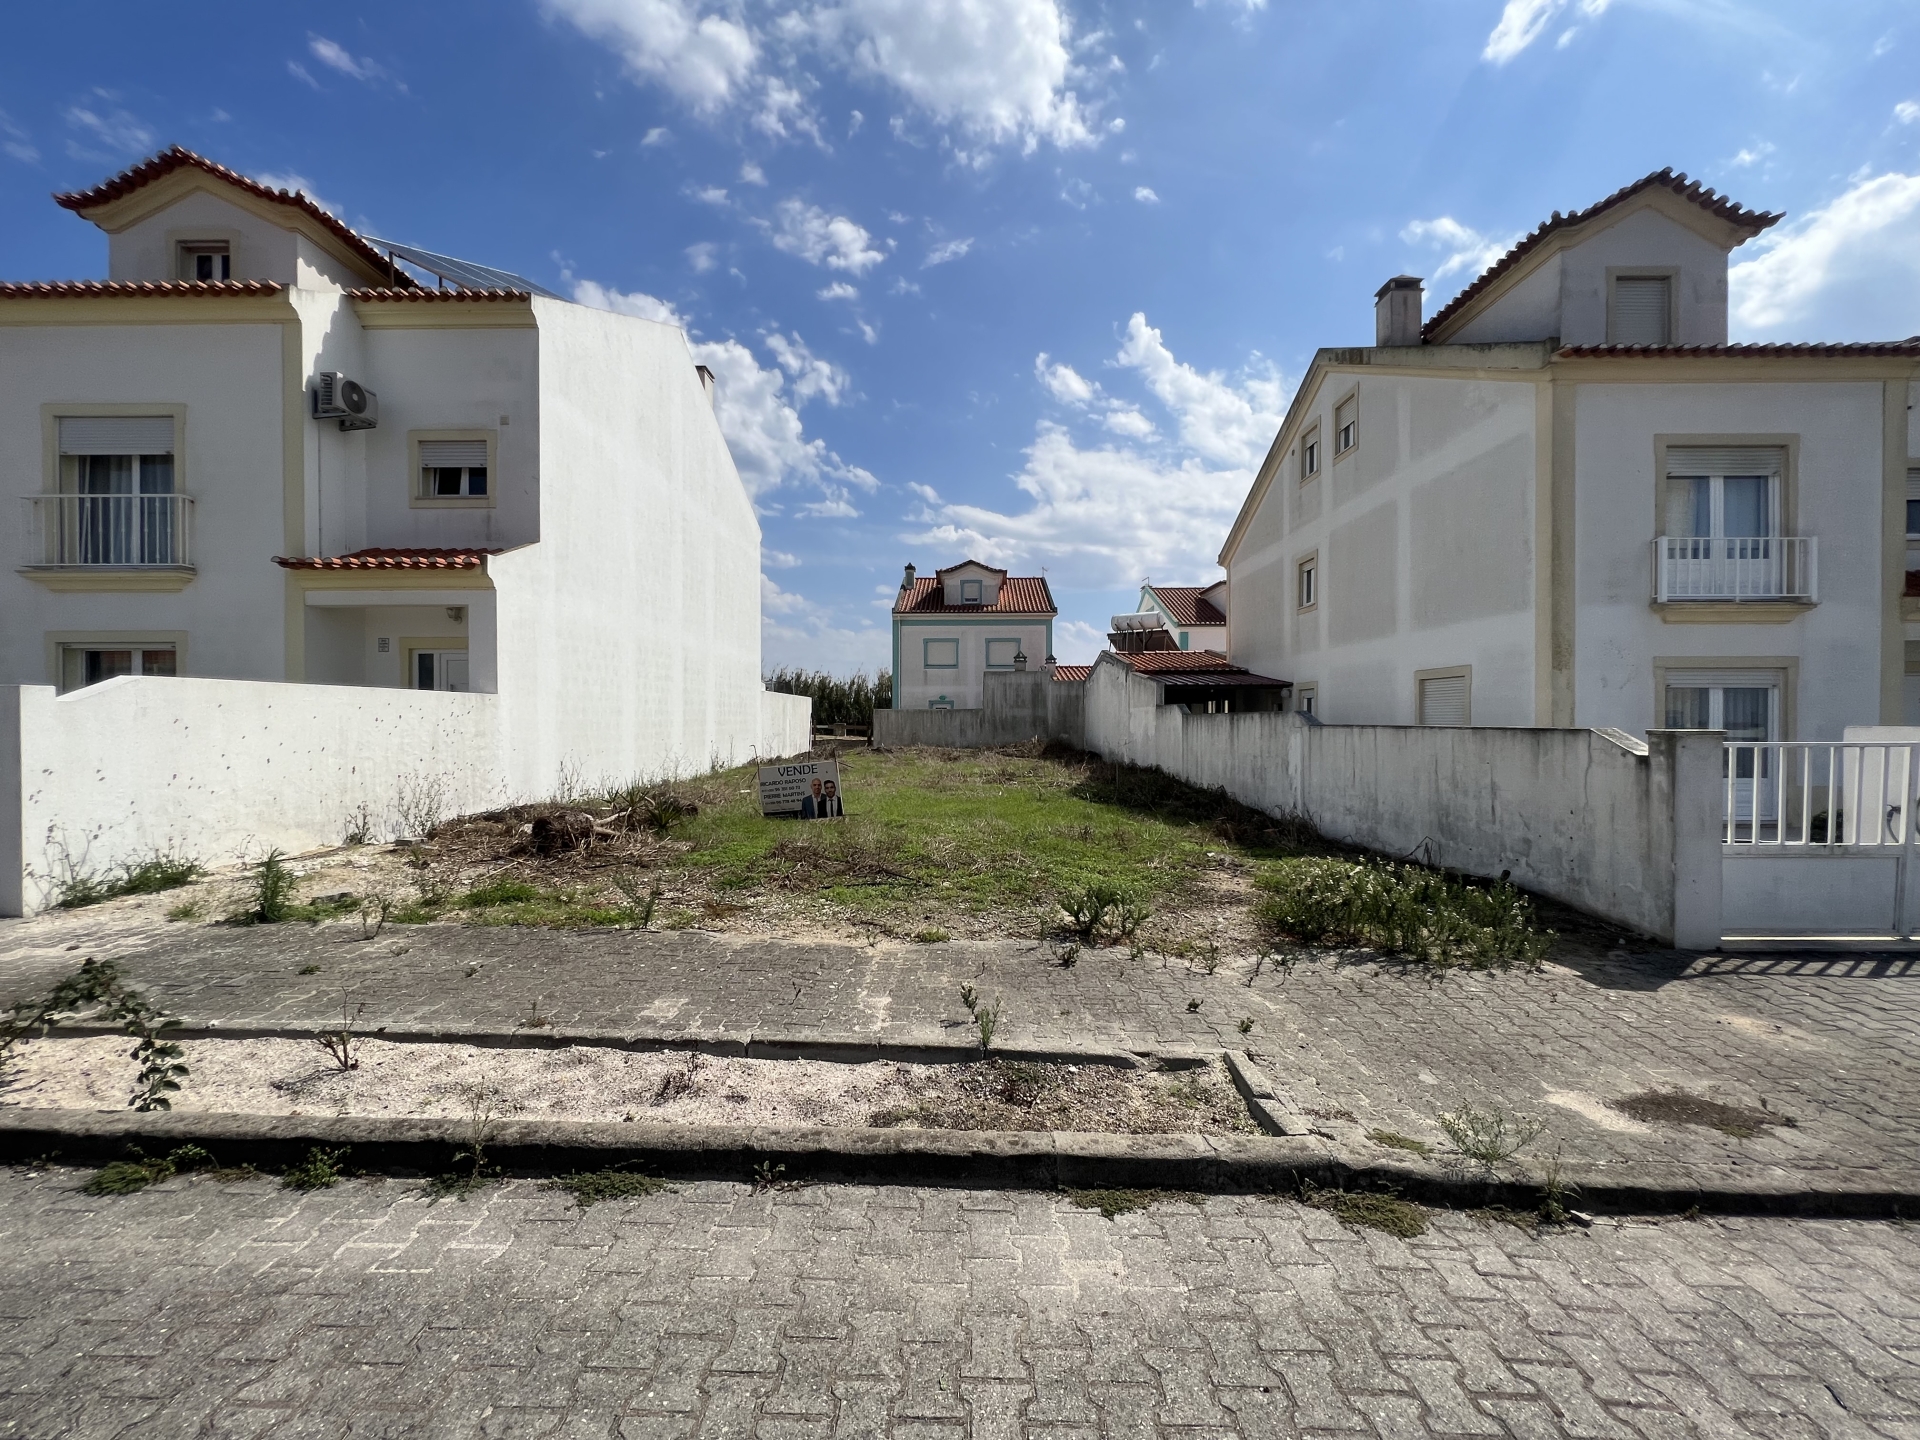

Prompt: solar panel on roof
[{"left": 361, "top": 236, "right": 566, "bottom": 300}]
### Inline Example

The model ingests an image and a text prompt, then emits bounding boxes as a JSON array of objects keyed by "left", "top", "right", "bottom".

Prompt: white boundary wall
[
  {"left": 0, "top": 678, "right": 505, "bottom": 916},
  {"left": 1078, "top": 659, "right": 1724, "bottom": 947},
  {"left": 0, "top": 676, "right": 816, "bottom": 916}
]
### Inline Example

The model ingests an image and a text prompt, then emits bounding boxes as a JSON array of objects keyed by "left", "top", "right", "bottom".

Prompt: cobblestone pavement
[
  {"left": 3, "top": 1168, "right": 1919, "bottom": 1438},
  {"left": 2, "top": 917, "right": 1916, "bottom": 1191}
]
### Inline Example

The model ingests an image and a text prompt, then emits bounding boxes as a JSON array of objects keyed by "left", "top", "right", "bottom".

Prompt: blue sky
[{"left": 4, "top": 0, "right": 1919, "bottom": 672}]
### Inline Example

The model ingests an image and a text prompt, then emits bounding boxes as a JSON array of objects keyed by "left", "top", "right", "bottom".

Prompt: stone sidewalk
[
  {"left": 2, "top": 1169, "right": 1918, "bottom": 1438},
  {"left": 2, "top": 914, "right": 1917, "bottom": 1197}
]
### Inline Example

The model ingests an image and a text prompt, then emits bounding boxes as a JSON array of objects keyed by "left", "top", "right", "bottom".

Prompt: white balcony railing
[
  {"left": 20, "top": 493, "right": 194, "bottom": 569},
  {"left": 1653, "top": 534, "right": 1815, "bottom": 603}
]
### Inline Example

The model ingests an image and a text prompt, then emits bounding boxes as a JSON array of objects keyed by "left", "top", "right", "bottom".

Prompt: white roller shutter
[
  {"left": 1418, "top": 674, "right": 1469, "bottom": 727},
  {"left": 1664, "top": 668, "right": 1783, "bottom": 691},
  {"left": 1612, "top": 277, "right": 1671, "bottom": 345},
  {"left": 1666, "top": 446, "right": 1784, "bottom": 477},
  {"left": 58, "top": 416, "right": 174, "bottom": 454},
  {"left": 419, "top": 439, "right": 488, "bottom": 468}
]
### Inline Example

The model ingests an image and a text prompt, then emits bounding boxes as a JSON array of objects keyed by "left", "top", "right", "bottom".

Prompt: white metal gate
[{"left": 1721, "top": 741, "right": 1919, "bottom": 940}]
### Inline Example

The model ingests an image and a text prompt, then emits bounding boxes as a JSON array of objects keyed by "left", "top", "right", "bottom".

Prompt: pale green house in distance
[
  {"left": 1110, "top": 581, "right": 1229, "bottom": 653},
  {"left": 890, "top": 560, "right": 1056, "bottom": 710}
]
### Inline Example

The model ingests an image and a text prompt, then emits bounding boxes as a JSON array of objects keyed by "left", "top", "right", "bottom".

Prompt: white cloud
[
  {"left": 908, "top": 315, "right": 1283, "bottom": 590},
  {"left": 1050, "top": 619, "right": 1108, "bottom": 665},
  {"left": 740, "top": 159, "right": 767, "bottom": 184},
  {"left": 1482, "top": 0, "right": 1610, "bottom": 65},
  {"left": 288, "top": 61, "right": 321, "bottom": 90},
  {"left": 1729, "top": 170, "right": 1920, "bottom": 338},
  {"left": 764, "top": 330, "right": 854, "bottom": 406},
  {"left": 1035, "top": 353, "right": 1098, "bottom": 405},
  {"left": 570, "top": 278, "right": 688, "bottom": 327},
  {"left": 763, "top": 548, "right": 802, "bottom": 568},
  {"left": 0, "top": 110, "right": 38, "bottom": 164},
  {"left": 1400, "top": 216, "right": 1515, "bottom": 282},
  {"left": 692, "top": 184, "right": 730, "bottom": 205},
  {"left": 1897, "top": 101, "right": 1920, "bottom": 125},
  {"left": 888, "top": 276, "right": 922, "bottom": 295},
  {"left": 922, "top": 237, "right": 973, "bottom": 267},
  {"left": 1133, "top": 185, "right": 1159, "bottom": 204},
  {"left": 686, "top": 241, "right": 719, "bottom": 272},
  {"left": 817, "top": 280, "right": 860, "bottom": 301},
  {"left": 642, "top": 125, "right": 672, "bottom": 145},
  {"left": 253, "top": 171, "right": 343, "bottom": 218},
  {"left": 1730, "top": 142, "right": 1775, "bottom": 168},
  {"left": 767, "top": 198, "right": 885, "bottom": 273},
  {"left": 309, "top": 35, "right": 383, "bottom": 82},
  {"left": 63, "top": 97, "right": 154, "bottom": 158},
  {"left": 550, "top": 0, "right": 1104, "bottom": 156},
  {"left": 541, "top": 0, "right": 758, "bottom": 111}
]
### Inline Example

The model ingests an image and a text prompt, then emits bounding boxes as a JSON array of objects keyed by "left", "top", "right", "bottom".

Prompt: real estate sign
[{"left": 757, "top": 758, "right": 846, "bottom": 819}]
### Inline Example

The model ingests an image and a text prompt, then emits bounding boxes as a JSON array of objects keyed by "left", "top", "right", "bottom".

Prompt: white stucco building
[
  {"left": 1219, "top": 168, "right": 1920, "bottom": 741},
  {"left": 1109, "top": 582, "right": 1228, "bottom": 654},
  {"left": 1, "top": 147, "right": 799, "bottom": 875},
  {"left": 890, "top": 560, "right": 1056, "bottom": 710}
]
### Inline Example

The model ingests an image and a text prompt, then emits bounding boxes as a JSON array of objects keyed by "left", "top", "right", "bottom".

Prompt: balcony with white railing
[
  {"left": 1652, "top": 534, "right": 1815, "bottom": 604},
  {"left": 20, "top": 493, "right": 195, "bottom": 578}
]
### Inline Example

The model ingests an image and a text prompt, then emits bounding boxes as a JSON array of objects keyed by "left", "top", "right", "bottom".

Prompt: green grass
[
  {"left": 1300, "top": 1186, "right": 1428, "bottom": 1238},
  {"left": 54, "top": 852, "right": 203, "bottom": 909},
  {"left": 1367, "top": 1129, "right": 1433, "bottom": 1157},
  {"left": 82, "top": 1145, "right": 217, "bottom": 1195},
  {"left": 544, "top": 1169, "right": 672, "bottom": 1208},
  {"left": 666, "top": 747, "right": 1311, "bottom": 935},
  {"left": 1254, "top": 855, "right": 1553, "bottom": 968}
]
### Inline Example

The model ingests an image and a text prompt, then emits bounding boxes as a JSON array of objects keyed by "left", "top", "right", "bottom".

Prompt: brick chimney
[{"left": 1374, "top": 275, "right": 1424, "bottom": 347}]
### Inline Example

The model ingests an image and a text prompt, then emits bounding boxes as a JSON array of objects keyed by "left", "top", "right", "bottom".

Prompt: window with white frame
[
  {"left": 1294, "top": 684, "right": 1316, "bottom": 717},
  {"left": 985, "top": 639, "right": 1021, "bottom": 669},
  {"left": 55, "top": 416, "right": 180, "bottom": 566},
  {"left": 923, "top": 638, "right": 959, "bottom": 669},
  {"left": 419, "top": 439, "right": 489, "bottom": 498},
  {"left": 1334, "top": 396, "right": 1357, "bottom": 456},
  {"left": 412, "top": 649, "right": 470, "bottom": 692},
  {"left": 1664, "top": 447, "right": 1782, "bottom": 548},
  {"left": 1297, "top": 555, "right": 1317, "bottom": 610},
  {"left": 1300, "top": 428, "right": 1320, "bottom": 480},
  {"left": 60, "top": 643, "right": 176, "bottom": 694},
  {"left": 960, "top": 578, "right": 983, "bottom": 604},
  {"left": 177, "top": 242, "right": 230, "bottom": 282},
  {"left": 1611, "top": 275, "right": 1671, "bottom": 345}
]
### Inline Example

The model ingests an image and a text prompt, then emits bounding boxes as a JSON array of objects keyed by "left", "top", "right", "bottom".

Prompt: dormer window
[
  {"left": 961, "top": 579, "right": 982, "bottom": 604},
  {"left": 1610, "top": 274, "right": 1672, "bottom": 346},
  {"left": 177, "top": 242, "right": 230, "bottom": 283}
]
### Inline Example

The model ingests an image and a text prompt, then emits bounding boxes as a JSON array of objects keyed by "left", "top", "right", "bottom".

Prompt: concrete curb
[{"left": 5, "top": 1109, "right": 1917, "bottom": 1219}]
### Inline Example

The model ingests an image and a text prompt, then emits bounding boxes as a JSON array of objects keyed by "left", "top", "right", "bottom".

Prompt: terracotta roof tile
[
  {"left": 1146, "top": 586, "right": 1226, "bottom": 627},
  {"left": 0, "top": 280, "right": 284, "bottom": 299},
  {"left": 347, "top": 287, "right": 532, "bottom": 302},
  {"left": 1424, "top": 169, "right": 1781, "bottom": 342},
  {"left": 1558, "top": 339, "right": 1920, "bottom": 359},
  {"left": 934, "top": 558, "right": 1008, "bottom": 577},
  {"left": 1117, "top": 649, "right": 1243, "bottom": 674},
  {"left": 892, "top": 575, "right": 1056, "bottom": 615},
  {"left": 56, "top": 146, "right": 411, "bottom": 288},
  {"left": 274, "top": 547, "right": 498, "bottom": 571},
  {"left": 1050, "top": 664, "right": 1093, "bottom": 682}
]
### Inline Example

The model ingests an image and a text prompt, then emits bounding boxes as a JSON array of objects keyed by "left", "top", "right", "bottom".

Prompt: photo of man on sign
[{"left": 757, "top": 759, "right": 846, "bottom": 819}]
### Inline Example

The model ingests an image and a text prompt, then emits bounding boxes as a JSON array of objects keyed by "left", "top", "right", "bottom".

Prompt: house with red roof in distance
[
  {"left": 0, "top": 147, "right": 802, "bottom": 910},
  {"left": 1218, "top": 168, "right": 1920, "bottom": 742},
  {"left": 1109, "top": 580, "right": 1228, "bottom": 654},
  {"left": 890, "top": 560, "right": 1056, "bottom": 710}
]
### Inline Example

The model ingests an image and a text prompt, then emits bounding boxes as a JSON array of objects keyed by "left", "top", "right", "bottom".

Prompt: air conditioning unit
[{"left": 311, "top": 371, "right": 379, "bottom": 431}]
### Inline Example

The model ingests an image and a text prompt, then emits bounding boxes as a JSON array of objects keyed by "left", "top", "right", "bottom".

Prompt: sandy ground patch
[{"left": 0, "top": 1035, "right": 1256, "bottom": 1135}]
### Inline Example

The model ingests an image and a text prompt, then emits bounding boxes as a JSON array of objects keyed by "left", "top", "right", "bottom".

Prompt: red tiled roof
[
  {"left": 274, "top": 548, "right": 498, "bottom": 571},
  {"left": 1113, "top": 650, "right": 1289, "bottom": 687},
  {"left": 1146, "top": 586, "right": 1226, "bottom": 627},
  {"left": 893, "top": 575, "right": 1056, "bottom": 615},
  {"left": 348, "top": 287, "right": 532, "bottom": 302},
  {"left": 1558, "top": 339, "right": 1920, "bottom": 359},
  {"left": 55, "top": 146, "right": 411, "bottom": 288},
  {"left": 1424, "top": 169, "right": 1781, "bottom": 342},
  {"left": 1050, "top": 664, "right": 1093, "bottom": 683},
  {"left": 0, "top": 279, "right": 284, "bottom": 299},
  {"left": 934, "top": 558, "right": 1008, "bottom": 578}
]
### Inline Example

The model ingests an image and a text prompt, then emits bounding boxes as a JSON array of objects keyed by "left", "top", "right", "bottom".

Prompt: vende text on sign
[{"left": 757, "top": 759, "right": 846, "bottom": 819}]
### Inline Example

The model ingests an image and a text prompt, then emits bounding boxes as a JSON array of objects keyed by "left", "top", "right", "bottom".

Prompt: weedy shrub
[
  {"left": 995, "top": 1061, "right": 1048, "bottom": 1108},
  {"left": 283, "top": 1147, "right": 349, "bottom": 1190},
  {"left": 544, "top": 1168, "right": 670, "bottom": 1209},
  {"left": 51, "top": 850, "right": 202, "bottom": 910},
  {"left": 315, "top": 999, "right": 368, "bottom": 1072},
  {"left": 974, "top": 997, "right": 1003, "bottom": 1053},
  {"left": 1254, "top": 856, "right": 1552, "bottom": 968},
  {"left": 394, "top": 774, "right": 448, "bottom": 842},
  {"left": 341, "top": 803, "right": 378, "bottom": 847},
  {"left": 463, "top": 877, "right": 544, "bottom": 908},
  {"left": 1438, "top": 1104, "right": 1546, "bottom": 1170},
  {"left": 763, "top": 667, "right": 891, "bottom": 729},
  {"left": 1, "top": 957, "right": 189, "bottom": 1110},
  {"left": 1060, "top": 881, "right": 1150, "bottom": 944},
  {"left": 248, "top": 849, "right": 297, "bottom": 924},
  {"left": 167, "top": 899, "right": 204, "bottom": 922},
  {"left": 914, "top": 927, "right": 950, "bottom": 944},
  {"left": 83, "top": 1145, "right": 217, "bottom": 1196},
  {"left": 612, "top": 872, "right": 661, "bottom": 927}
]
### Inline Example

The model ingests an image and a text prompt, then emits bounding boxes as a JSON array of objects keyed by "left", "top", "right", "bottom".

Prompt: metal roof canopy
[{"left": 362, "top": 236, "right": 565, "bottom": 300}]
